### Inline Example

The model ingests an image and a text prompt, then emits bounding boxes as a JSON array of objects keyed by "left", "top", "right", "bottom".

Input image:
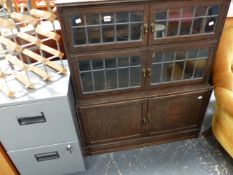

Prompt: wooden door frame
[
  {"left": 61, "top": 3, "right": 150, "bottom": 54},
  {"left": 148, "top": 0, "right": 227, "bottom": 46},
  {"left": 70, "top": 48, "right": 148, "bottom": 99},
  {"left": 145, "top": 41, "right": 217, "bottom": 90}
]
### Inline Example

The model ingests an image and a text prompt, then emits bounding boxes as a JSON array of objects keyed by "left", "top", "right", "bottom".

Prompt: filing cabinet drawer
[
  {"left": 8, "top": 141, "right": 85, "bottom": 175},
  {"left": 0, "top": 99, "right": 78, "bottom": 151}
]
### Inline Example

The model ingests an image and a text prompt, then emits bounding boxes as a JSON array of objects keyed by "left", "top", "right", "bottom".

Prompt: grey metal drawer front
[
  {"left": 0, "top": 99, "right": 78, "bottom": 151},
  {"left": 8, "top": 141, "right": 85, "bottom": 175}
]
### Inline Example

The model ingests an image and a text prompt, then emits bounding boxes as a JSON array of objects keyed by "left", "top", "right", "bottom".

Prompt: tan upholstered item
[
  {"left": 212, "top": 19, "right": 233, "bottom": 158},
  {"left": 0, "top": 144, "right": 19, "bottom": 175}
]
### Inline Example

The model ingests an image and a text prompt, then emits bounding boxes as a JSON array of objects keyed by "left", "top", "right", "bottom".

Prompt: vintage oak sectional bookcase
[{"left": 56, "top": 0, "right": 231, "bottom": 155}]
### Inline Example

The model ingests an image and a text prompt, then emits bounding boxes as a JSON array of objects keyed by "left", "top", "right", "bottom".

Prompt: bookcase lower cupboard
[
  {"left": 78, "top": 88, "right": 212, "bottom": 154},
  {"left": 56, "top": 0, "right": 231, "bottom": 155}
]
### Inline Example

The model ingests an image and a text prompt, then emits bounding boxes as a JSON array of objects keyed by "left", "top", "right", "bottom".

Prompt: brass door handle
[
  {"left": 151, "top": 22, "right": 155, "bottom": 33},
  {"left": 142, "top": 68, "right": 146, "bottom": 78},
  {"left": 143, "top": 118, "right": 147, "bottom": 124},
  {"left": 148, "top": 68, "right": 152, "bottom": 77},
  {"left": 142, "top": 68, "right": 152, "bottom": 77},
  {"left": 144, "top": 24, "right": 148, "bottom": 33},
  {"left": 147, "top": 114, "right": 151, "bottom": 122}
]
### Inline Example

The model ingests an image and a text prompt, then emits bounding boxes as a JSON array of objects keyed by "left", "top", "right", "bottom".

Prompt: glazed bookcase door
[
  {"left": 147, "top": 42, "right": 216, "bottom": 89},
  {"left": 62, "top": 4, "right": 149, "bottom": 53},
  {"left": 78, "top": 99, "right": 147, "bottom": 146},
  {"left": 149, "top": 0, "right": 225, "bottom": 45},
  {"left": 147, "top": 90, "right": 211, "bottom": 135},
  {"left": 71, "top": 49, "right": 146, "bottom": 97}
]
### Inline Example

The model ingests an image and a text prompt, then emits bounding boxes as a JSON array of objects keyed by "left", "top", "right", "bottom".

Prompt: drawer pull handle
[
  {"left": 17, "top": 112, "right": 46, "bottom": 125},
  {"left": 35, "top": 151, "right": 60, "bottom": 162}
]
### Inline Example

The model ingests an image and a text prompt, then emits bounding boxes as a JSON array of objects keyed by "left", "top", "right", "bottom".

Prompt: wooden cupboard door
[
  {"left": 149, "top": 0, "right": 229, "bottom": 45},
  {"left": 79, "top": 99, "right": 147, "bottom": 146},
  {"left": 147, "top": 90, "right": 211, "bottom": 135},
  {"left": 61, "top": 4, "right": 149, "bottom": 53}
]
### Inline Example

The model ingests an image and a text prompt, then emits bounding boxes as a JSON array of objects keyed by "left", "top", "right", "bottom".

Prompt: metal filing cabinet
[{"left": 0, "top": 61, "right": 85, "bottom": 175}]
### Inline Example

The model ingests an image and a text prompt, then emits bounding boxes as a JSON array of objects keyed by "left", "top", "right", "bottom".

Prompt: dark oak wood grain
[
  {"left": 56, "top": 0, "right": 230, "bottom": 155},
  {"left": 78, "top": 99, "right": 147, "bottom": 145},
  {"left": 76, "top": 88, "right": 212, "bottom": 155},
  {"left": 85, "top": 127, "right": 200, "bottom": 155},
  {"left": 147, "top": 90, "right": 211, "bottom": 135},
  {"left": 57, "top": 0, "right": 229, "bottom": 54}
]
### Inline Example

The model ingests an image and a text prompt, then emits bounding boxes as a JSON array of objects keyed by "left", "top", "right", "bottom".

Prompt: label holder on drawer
[
  {"left": 35, "top": 151, "right": 60, "bottom": 162},
  {"left": 17, "top": 112, "right": 46, "bottom": 125}
]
